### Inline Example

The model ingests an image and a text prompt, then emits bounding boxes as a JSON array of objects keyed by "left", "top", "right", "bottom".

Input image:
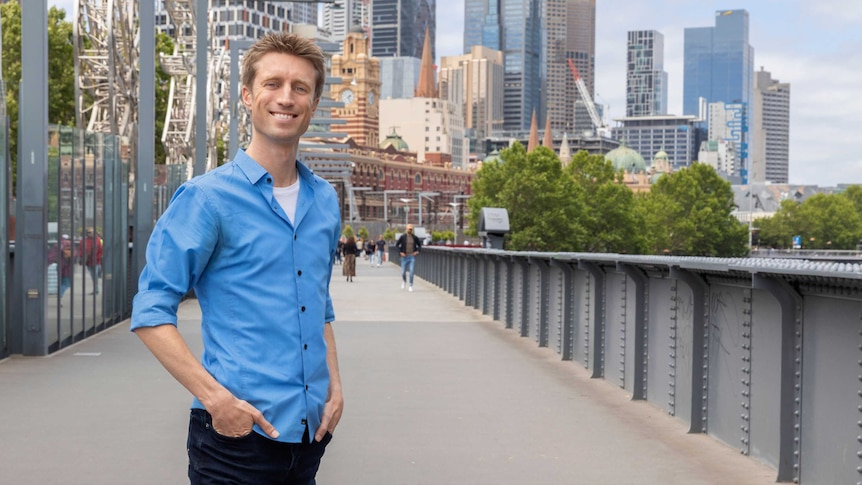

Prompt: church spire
[
  {"left": 542, "top": 114, "right": 553, "bottom": 150},
  {"left": 414, "top": 27, "right": 437, "bottom": 98},
  {"left": 527, "top": 110, "right": 539, "bottom": 152}
]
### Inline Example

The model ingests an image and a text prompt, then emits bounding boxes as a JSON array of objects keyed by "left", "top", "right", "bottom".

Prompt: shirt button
[
  {"left": 297, "top": 270, "right": 302, "bottom": 276},
  {"left": 304, "top": 344, "right": 308, "bottom": 350},
  {"left": 301, "top": 419, "right": 307, "bottom": 425},
  {"left": 301, "top": 306, "right": 306, "bottom": 312},
  {"left": 305, "top": 385, "right": 309, "bottom": 391},
  {"left": 266, "top": 177, "right": 272, "bottom": 183}
]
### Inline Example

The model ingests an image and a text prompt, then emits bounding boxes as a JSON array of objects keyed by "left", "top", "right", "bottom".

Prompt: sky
[{"left": 48, "top": 0, "right": 862, "bottom": 187}]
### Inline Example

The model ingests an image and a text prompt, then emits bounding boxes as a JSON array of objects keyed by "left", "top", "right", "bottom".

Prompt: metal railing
[{"left": 406, "top": 246, "right": 862, "bottom": 484}]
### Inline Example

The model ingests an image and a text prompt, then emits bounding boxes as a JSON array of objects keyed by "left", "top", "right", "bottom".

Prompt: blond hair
[{"left": 241, "top": 33, "right": 326, "bottom": 100}]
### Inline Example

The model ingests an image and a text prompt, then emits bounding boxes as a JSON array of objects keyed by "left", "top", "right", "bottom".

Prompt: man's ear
[
  {"left": 311, "top": 96, "right": 320, "bottom": 114},
  {"left": 241, "top": 85, "right": 252, "bottom": 109}
]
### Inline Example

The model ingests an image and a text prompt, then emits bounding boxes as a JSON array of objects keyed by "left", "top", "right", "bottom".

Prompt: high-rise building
[
  {"left": 683, "top": 9, "right": 754, "bottom": 116},
  {"left": 322, "top": 0, "right": 370, "bottom": 42},
  {"left": 157, "top": 1, "right": 317, "bottom": 43},
  {"left": 378, "top": 57, "right": 422, "bottom": 100},
  {"left": 751, "top": 68, "right": 790, "bottom": 184},
  {"left": 563, "top": 0, "right": 597, "bottom": 135},
  {"left": 463, "top": 0, "right": 502, "bottom": 52},
  {"left": 370, "top": 0, "right": 435, "bottom": 60},
  {"left": 502, "top": 0, "right": 542, "bottom": 131},
  {"left": 439, "top": 46, "right": 505, "bottom": 152},
  {"left": 612, "top": 115, "right": 700, "bottom": 171},
  {"left": 626, "top": 30, "right": 668, "bottom": 117},
  {"left": 684, "top": 9, "right": 755, "bottom": 180}
]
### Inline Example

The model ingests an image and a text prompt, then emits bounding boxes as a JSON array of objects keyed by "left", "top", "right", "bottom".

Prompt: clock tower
[{"left": 330, "top": 28, "right": 381, "bottom": 147}]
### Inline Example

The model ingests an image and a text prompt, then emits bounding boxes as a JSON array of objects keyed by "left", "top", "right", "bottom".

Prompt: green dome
[
  {"left": 483, "top": 150, "right": 501, "bottom": 163},
  {"left": 654, "top": 148, "right": 668, "bottom": 162},
  {"left": 605, "top": 142, "right": 647, "bottom": 173},
  {"left": 380, "top": 129, "right": 409, "bottom": 151}
]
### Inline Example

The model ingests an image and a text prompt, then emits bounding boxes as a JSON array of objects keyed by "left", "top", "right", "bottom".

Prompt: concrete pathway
[{"left": 0, "top": 258, "right": 777, "bottom": 484}]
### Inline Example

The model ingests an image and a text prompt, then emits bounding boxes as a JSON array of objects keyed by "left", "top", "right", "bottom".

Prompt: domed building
[
  {"left": 650, "top": 147, "right": 672, "bottom": 183},
  {"left": 380, "top": 128, "right": 409, "bottom": 152},
  {"left": 604, "top": 142, "right": 647, "bottom": 173}
]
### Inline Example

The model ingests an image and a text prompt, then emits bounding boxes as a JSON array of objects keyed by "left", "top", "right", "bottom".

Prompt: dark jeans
[{"left": 187, "top": 409, "right": 332, "bottom": 485}]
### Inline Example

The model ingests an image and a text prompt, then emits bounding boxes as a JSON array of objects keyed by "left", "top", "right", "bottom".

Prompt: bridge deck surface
[{"left": 0, "top": 260, "right": 776, "bottom": 484}]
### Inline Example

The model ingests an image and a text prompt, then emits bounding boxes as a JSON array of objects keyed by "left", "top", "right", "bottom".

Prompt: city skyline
[{"left": 47, "top": 0, "right": 861, "bottom": 187}]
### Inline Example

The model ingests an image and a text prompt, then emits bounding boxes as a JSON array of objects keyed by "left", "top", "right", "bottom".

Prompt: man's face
[
  {"left": 241, "top": 52, "right": 319, "bottom": 149},
  {"left": 407, "top": 225, "right": 413, "bottom": 234}
]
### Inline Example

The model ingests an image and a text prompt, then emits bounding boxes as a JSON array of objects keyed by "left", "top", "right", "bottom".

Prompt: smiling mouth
[{"left": 272, "top": 112, "right": 296, "bottom": 120}]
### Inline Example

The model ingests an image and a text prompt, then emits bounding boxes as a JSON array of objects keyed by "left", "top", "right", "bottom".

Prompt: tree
[
  {"left": 796, "top": 193, "right": 862, "bottom": 249},
  {"left": 468, "top": 143, "right": 584, "bottom": 252},
  {"left": 2, "top": 2, "right": 76, "bottom": 190},
  {"left": 564, "top": 150, "right": 647, "bottom": 254},
  {"left": 757, "top": 199, "right": 801, "bottom": 249},
  {"left": 641, "top": 163, "right": 748, "bottom": 257},
  {"left": 154, "top": 32, "right": 174, "bottom": 164}
]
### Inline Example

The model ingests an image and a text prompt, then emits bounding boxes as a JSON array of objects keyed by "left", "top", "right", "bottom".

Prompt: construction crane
[{"left": 567, "top": 58, "right": 610, "bottom": 138}]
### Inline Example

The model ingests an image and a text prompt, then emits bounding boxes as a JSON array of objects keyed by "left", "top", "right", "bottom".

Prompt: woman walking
[{"left": 342, "top": 236, "right": 357, "bottom": 282}]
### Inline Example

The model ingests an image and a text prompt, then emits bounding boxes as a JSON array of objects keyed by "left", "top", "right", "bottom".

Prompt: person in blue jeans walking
[{"left": 396, "top": 224, "right": 422, "bottom": 292}]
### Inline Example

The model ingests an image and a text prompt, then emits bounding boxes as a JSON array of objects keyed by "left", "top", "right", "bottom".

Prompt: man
[
  {"left": 375, "top": 234, "right": 386, "bottom": 267},
  {"left": 131, "top": 33, "right": 343, "bottom": 484},
  {"left": 395, "top": 224, "right": 422, "bottom": 292}
]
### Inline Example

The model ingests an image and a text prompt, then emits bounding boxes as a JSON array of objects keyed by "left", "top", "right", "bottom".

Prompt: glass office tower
[
  {"left": 463, "top": 0, "right": 502, "bottom": 52},
  {"left": 683, "top": 9, "right": 754, "bottom": 117},
  {"left": 370, "top": 0, "right": 436, "bottom": 60}
]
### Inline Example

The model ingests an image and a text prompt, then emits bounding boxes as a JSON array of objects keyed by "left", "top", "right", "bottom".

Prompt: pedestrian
[
  {"left": 375, "top": 234, "right": 386, "bottom": 267},
  {"left": 130, "top": 32, "right": 343, "bottom": 484},
  {"left": 342, "top": 236, "right": 357, "bottom": 282},
  {"left": 396, "top": 224, "right": 422, "bottom": 292},
  {"left": 365, "top": 238, "right": 376, "bottom": 266},
  {"left": 81, "top": 227, "right": 102, "bottom": 294},
  {"left": 58, "top": 235, "right": 73, "bottom": 299},
  {"left": 335, "top": 236, "right": 344, "bottom": 265}
]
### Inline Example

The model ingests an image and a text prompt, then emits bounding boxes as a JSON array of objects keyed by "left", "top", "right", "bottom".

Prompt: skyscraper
[
  {"left": 502, "top": 0, "right": 542, "bottom": 131},
  {"left": 463, "top": 0, "right": 502, "bottom": 52},
  {"left": 684, "top": 9, "right": 755, "bottom": 179},
  {"left": 563, "top": 0, "right": 597, "bottom": 135},
  {"left": 683, "top": 10, "right": 754, "bottom": 116},
  {"left": 322, "top": 0, "right": 369, "bottom": 42},
  {"left": 752, "top": 68, "right": 791, "bottom": 183},
  {"left": 626, "top": 30, "right": 668, "bottom": 117},
  {"left": 370, "top": 0, "right": 435, "bottom": 60}
]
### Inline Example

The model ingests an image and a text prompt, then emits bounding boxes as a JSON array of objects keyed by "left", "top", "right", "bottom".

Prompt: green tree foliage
[
  {"left": 2, "top": 2, "right": 76, "bottom": 188},
  {"left": 468, "top": 143, "right": 583, "bottom": 251},
  {"left": 639, "top": 163, "right": 748, "bottom": 256},
  {"left": 796, "top": 193, "right": 862, "bottom": 249},
  {"left": 357, "top": 226, "right": 370, "bottom": 241},
  {"left": 757, "top": 188, "right": 862, "bottom": 250},
  {"left": 155, "top": 32, "right": 175, "bottom": 164},
  {"left": 563, "top": 151, "right": 646, "bottom": 254},
  {"left": 341, "top": 224, "right": 354, "bottom": 239},
  {"left": 757, "top": 199, "right": 801, "bottom": 249}
]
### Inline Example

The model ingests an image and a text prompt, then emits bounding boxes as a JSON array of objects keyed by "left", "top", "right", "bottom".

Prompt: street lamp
[
  {"left": 399, "top": 198, "right": 414, "bottom": 226},
  {"left": 383, "top": 189, "right": 406, "bottom": 226},
  {"left": 451, "top": 194, "right": 470, "bottom": 241},
  {"left": 417, "top": 191, "right": 439, "bottom": 227}
]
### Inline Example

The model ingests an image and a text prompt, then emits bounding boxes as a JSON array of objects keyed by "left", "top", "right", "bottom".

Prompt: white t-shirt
[{"left": 273, "top": 178, "right": 300, "bottom": 224}]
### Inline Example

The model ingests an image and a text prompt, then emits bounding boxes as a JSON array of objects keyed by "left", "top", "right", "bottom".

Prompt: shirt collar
[{"left": 233, "top": 149, "right": 317, "bottom": 186}]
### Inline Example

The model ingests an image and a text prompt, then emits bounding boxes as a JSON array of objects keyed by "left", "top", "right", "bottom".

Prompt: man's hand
[
  {"left": 400, "top": 252, "right": 406, "bottom": 257},
  {"left": 314, "top": 387, "right": 343, "bottom": 442},
  {"left": 208, "top": 391, "right": 279, "bottom": 439}
]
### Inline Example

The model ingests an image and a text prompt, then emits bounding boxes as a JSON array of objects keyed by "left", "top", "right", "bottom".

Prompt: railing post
[
  {"left": 670, "top": 267, "right": 710, "bottom": 433},
  {"left": 618, "top": 263, "right": 649, "bottom": 400},
  {"left": 753, "top": 274, "right": 803, "bottom": 483},
  {"left": 579, "top": 261, "right": 605, "bottom": 378}
]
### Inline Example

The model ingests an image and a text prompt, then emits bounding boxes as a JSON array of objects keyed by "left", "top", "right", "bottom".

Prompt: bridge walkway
[{"left": 0, "top": 260, "right": 776, "bottom": 484}]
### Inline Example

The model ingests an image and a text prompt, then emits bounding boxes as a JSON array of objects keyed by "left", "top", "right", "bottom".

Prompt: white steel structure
[
  {"left": 159, "top": 0, "right": 199, "bottom": 171},
  {"left": 567, "top": 58, "right": 608, "bottom": 137},
  {"left": 74, "top": 0, "right": 139, "bottom": 140}
]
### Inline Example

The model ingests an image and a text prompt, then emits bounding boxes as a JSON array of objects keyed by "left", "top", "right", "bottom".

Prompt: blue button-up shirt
[{"left": 131, "top": 150, "right": 341, "bottom": 443}]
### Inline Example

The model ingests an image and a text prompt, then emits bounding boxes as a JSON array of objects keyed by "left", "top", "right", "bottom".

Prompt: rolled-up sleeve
[{"left": 131, "top": 183, "right": 219, "bottom": 330}]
